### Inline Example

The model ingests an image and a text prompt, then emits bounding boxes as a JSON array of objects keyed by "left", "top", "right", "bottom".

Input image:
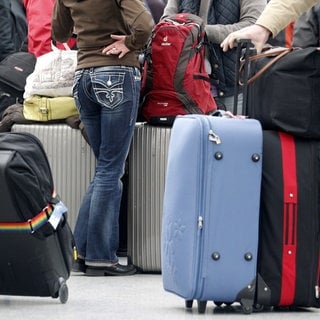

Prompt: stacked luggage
[
  {"left": 243, "top": 41, "right": 320, "bottom": 310},
  {"left": 161, "top": 40, "right": 320, "bottom": 313}
]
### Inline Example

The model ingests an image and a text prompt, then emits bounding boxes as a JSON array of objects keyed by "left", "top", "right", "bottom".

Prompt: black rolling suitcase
[
  {"left": 255, "top": 131, "right": 320, "bottom": 309},
  {"left": 0, "top": 132, "right": 74, "bottom": 303}
]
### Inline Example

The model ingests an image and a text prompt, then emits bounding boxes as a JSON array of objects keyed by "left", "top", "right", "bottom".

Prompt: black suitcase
[
  {"left": 0, "top": 132, "right": 74, "bottom": 303},
  {"left": 256, "top": 131, "right": 320, "bottom": 309}
]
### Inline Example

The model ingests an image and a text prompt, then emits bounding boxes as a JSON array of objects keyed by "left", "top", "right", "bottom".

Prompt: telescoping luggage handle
[{"left": 233, "top": 39, "right": 253, "bottom": 116}]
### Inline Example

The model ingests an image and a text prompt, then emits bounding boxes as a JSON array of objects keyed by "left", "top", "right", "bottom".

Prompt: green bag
[{"left": 23, "top": 95, "right": 78, "bottom": 121}]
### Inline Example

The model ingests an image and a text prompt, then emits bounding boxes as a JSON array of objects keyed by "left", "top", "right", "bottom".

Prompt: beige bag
[
  {"left": 23, "top": 95, "right": 79, "bottom": 121},
  {"left": 23, "top": 46, "right": 77, "bottom": 99}
]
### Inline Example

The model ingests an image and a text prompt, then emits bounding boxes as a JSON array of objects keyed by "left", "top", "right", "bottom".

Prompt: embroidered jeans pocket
[{"left": 92, "top": 72, "right": 125, "bottom": 109}]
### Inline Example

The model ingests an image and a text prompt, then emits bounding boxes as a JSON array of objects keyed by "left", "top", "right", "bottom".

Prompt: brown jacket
[
  {"left": 51, "top": 0, "right": 153, "bottom": 70},
  {"left": 257, "top": 0, "right": 320, "bottom": 37}
]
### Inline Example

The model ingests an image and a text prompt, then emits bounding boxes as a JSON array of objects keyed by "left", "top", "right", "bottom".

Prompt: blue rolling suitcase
[{"left": 161, "top": 114, "right": 263, "bottom": 314}]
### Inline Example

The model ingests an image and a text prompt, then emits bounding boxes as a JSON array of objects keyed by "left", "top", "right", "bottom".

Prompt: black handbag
[
  {"left": 242, "top": 46, "right": 320, "bottom": 138},
  {"left": 0, "top": 52, "right": 36, "bottom": 99}
]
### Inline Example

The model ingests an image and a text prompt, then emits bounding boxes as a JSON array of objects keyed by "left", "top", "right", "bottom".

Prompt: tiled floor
[{"left": 2, "top": 267, "right": 320, "bottom": 320}]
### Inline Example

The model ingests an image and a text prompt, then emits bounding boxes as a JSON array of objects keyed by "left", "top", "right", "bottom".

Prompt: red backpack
[{"left": 140, "top": 13, "right": 217, "bottom": 125}]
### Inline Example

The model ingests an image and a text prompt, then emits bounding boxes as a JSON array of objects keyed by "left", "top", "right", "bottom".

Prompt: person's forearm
[
  {"left": 256, "top": 0, "right": 320, "bottom": 37},
  {"left": 205, "top": 0, "right": 266, "bottom": 44},
  {"left": 161, "top": 0, "right": 179, "bottom": 18}
]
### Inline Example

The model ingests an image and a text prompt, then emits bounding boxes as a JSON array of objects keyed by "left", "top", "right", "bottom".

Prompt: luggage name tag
[{"left": 48, "top": 201, "right": 67, "bottom": 229}]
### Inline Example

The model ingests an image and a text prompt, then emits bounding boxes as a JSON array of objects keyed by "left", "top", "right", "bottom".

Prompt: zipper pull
[
  {"left": 73, "top": 246, "right": 78, "bottom": 261},
  {"left": 198, "top": 216, "right": 203, "bottom": 229},
  {"left": 208, "top": 129, "right": 221, "bottom": 144},
  {"left": 316, "top": 254, "right": 320, "bottom": 299}
]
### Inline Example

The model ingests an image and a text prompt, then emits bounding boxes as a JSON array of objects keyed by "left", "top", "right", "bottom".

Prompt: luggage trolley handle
[{"left": 233, "top": 39, "right": 255, "bottom": 116}]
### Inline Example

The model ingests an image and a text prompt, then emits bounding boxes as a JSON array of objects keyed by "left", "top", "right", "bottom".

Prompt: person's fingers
[
  {"left": 221, "top": 25, "right": 271, "bottom": 53},
  {"left": 220, "top": 34, "right": 237, "bottom": 52},
  {"left": 254, "top": 42, "right": 264, "bottom": 54}
]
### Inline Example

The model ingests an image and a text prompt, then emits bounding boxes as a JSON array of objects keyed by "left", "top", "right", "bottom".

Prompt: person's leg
[
  {"left": 72, "top": 69, "right": 101, "bottom": 269},
  {"left": 73, "top": 66, "right": 141, "bottom": 275}
]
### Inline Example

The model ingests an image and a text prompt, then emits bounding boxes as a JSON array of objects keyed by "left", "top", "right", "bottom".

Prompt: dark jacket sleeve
[
  {"left": 0, "top": 0, "right": 16, "bottom": 60},
  {"left": 293, "top": 4, "right": 320, "bottom": 48}
]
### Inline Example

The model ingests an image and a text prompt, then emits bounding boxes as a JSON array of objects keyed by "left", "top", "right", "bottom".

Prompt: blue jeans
[{"left": 72, "top": 66, "right": 141, "bottom": 266}]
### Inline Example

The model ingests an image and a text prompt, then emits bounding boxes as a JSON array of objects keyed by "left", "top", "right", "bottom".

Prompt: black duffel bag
[
  {"left": 0, "top": 51, "right": 36, "bottom": 99},
  {"left": 243, "top": 46, "right": 320, "bottom": 138}
]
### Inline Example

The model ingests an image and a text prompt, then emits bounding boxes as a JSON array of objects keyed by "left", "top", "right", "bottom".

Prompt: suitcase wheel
[
  {"left": 197, "top": 300, "right": 207, "bottom": 314},
  {"left": 239, "top": 297, "right": 254, "bottom": 314},
  {"left": 253, "top": 303, "right": 264, "bottom": 312},
  {"left": 241, "top": 303, "right": 253, "bottom": 314},
  {"left": 58, "top": 277, "right": 69, "bottom": 304},
  {"left": 185, "top": 300, "right": 193, "bottom": 309}
]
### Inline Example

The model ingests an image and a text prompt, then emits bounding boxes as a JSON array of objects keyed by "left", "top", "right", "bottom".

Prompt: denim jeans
[{"left": 72, "top": 66, "right": 141, "bottom": 266}]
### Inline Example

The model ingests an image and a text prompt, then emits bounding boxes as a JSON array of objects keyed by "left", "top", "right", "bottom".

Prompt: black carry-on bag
[
  {"left": 235, "top": 40, "right": 320, "bottom": 138},
  {"left": 0, "top": 132, "right": 74, "bottom": 303}
]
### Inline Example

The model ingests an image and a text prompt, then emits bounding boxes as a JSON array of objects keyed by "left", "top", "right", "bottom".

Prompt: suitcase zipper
[
  {"left": 315, "top": 266, "right": 319, "bottom": 299},
  {"left": 311, "top": 251, "right": 320, "bottom": 301},
  {"left": 195, "top": 117, "right": 223, "bottom": 298},
  {"left": 314, "top": 143, "right": 320, "bottom": 302},
  {"left": 193, "top": 116, "right": 212, "bottom": 298},
  {"left": 198, "top": 216, "right": 203, "bottom": 229},
  {"left": 314, "top": 247, "right": 320, "bottom": 300},
  {"left": 208, "top": 129, "right": 221, "bottom": 144}
]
